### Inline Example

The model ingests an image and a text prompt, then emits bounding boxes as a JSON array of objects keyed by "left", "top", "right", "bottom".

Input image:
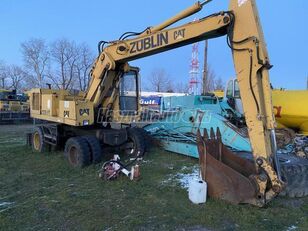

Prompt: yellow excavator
[{"left": 28, "top": 0, "right": 284, "bottom": 206}]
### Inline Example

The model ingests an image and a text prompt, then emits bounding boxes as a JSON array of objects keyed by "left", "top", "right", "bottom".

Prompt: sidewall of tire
[
  {"left": 32, "top": 126, "right": 48, "bottom": 153},
  {"left": 82, "top": 135, "right": 102, "bottom": 164},
  {"left": 126, "top": 128, "right": 146, "bottom": 158},
  {"left": 64, "top": 137, "right": 91, "bottom": 167}
]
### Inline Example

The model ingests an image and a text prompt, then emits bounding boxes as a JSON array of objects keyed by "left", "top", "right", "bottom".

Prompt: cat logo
[
  {"left": 64, "top": 111, "right": 70, "bottom": 118},
  {"left": 79, "top": 109, "right": 90, "bottom": 116},
  {"left": 174, "top": 29, "right": 186, "bottom": 40}
]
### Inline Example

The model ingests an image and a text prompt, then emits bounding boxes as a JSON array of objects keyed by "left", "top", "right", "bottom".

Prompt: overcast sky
[{"left": 1, "top": 0, "right": 307, "bottom": 90}]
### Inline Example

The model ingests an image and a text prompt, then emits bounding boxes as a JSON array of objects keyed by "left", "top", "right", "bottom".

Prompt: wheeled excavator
[{"left": 28, "top": 0, "right": 284, "bottom": 206}]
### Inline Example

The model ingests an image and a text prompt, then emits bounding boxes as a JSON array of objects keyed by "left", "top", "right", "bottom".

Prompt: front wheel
[
  {"left": 32, "top": 126, "right": 49, "bottom": 152},
  {"left": 124, "top": 128, "right": 146, "bottom": 158}
]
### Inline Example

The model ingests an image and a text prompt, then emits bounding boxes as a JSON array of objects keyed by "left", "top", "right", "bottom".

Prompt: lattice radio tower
[{"left": 188, "top": 42, "right": 200, "bottom": 95}]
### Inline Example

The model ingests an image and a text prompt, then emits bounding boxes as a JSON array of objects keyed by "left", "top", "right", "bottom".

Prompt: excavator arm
[
  {"left": 85, "top": 0, "right": 283, "bottom": 206},
  {"left": 228, "top": 0, "right": 283, "bottom": 202}
]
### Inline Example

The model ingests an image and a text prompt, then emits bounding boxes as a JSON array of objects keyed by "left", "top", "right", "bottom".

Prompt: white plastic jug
[{"left": 188, "top": 179, "right": 207, "bottom": 204}]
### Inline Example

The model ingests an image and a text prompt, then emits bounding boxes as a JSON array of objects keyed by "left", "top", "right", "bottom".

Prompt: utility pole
[{"left": 202, "top": 40, "right": 208, "bottom": 95}]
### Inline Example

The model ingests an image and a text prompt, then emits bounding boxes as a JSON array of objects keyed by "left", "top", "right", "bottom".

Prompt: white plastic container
[{"left": 188, "top": 179, "right": 207, "bottom": 204}]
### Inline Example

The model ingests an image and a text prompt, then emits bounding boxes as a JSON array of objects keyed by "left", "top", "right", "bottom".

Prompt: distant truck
[
  {"left": 221, "top": 79, "right": 308, "bottom": 135},
  {"left": 0, "top": 89, "right": 30, "bottom": 123}
]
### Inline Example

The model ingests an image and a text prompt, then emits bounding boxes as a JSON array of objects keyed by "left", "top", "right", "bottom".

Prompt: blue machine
[{"left": 144, "top": 95, "right": 251, "bottom": 158}]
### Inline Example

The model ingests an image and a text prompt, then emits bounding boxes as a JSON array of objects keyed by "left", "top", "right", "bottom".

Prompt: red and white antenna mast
[{"left": 188, "top": 42, "right": 200, "bottom": 95}]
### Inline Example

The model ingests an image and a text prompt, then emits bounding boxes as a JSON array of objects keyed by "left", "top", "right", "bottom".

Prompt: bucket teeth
[
  {"left": 216, "top": 127, "right": 221, "bottom": 140},
  {"left": 197, "top": 127, "right": 267, "bottom": 206},
  {"left": 210, "top": 127, "right": 215, "bottom": 139},
  {"left": 203, "top": 128, "right": 209, "bottom": 140}
]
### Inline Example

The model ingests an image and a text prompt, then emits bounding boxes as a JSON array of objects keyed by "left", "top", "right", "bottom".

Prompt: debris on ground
[
  {"left": 286, "top": 225, "right": 298, "bottom": 231},
  {"left": 161, "top": 165, "right": 200, "bottom": 189},
  {"left": 276, "top": 128, "right": 296, "bottom": 149},
  {"left": 278, "top": 135, "right": 308, "bottom": 159},
  {"left": 99, "top": 154, "right": 141, "bottom": 181},
  {"left": 0, "top": 201, "right": 15, "bottom": 213}
]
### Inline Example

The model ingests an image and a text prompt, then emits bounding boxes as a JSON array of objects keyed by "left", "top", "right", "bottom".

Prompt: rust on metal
[{"left": 197, "top": 127, "right": 268, "bottom": 206}]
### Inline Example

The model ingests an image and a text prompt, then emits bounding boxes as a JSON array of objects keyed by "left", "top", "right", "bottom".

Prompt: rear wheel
[
  {"left": 64, "top": 137, "right": 91, "bottom": 167},
  {"left": 82, "top": 135, "right": 102, "bottom": 164},
  {"left": 32, "top": 126, "right": 49, "bottom": 152},
  {"left": 124, "top": 127, "right": 146, "bottom": 158}
]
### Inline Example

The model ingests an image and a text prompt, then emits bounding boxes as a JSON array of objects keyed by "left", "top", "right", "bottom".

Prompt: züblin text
[{"left": 130, "top": 32, "right": 169, "bottom": 54}]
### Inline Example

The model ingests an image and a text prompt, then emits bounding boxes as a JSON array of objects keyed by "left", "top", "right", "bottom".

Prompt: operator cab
[
  {"left": 225, "top": 78, "right": 243, "bottom": 114},
  {"left": 119, "top": 68, "right": 140, "bottom": 116}
]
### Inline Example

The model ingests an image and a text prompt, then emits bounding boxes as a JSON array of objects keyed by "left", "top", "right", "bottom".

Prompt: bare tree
[
  {"left": 166, "top": 80, "right": 174, "bottom": 93},
  {"left": 214, "top": 77, "right": 224, "bottom": 90},
  {"left": 202, "top": 65, "right": 215, "bottom": 92},
  {"left": 175, "top": 82, "right": 189, "bottom": 93},
  {"left": 6, "top": 65, "right": 27, "bottom": 92},
  {"left": 0, "top": 60, "right": 8, "bottom": 89},
  {"left": 49, "top": 39, "right": 79, "bottom": 90},
  {"left": 21, "top": 38, "right": 49, "bottom": 88},
  {"left": 147, "top": 68, "right": 172, "bottom": 92},
  {"left": 74, "top": 43, "right": 95, "bottom": 91}
]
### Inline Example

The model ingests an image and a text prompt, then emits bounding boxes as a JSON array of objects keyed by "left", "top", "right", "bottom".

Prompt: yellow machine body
[
  {"left": 29, "top": 88, "right": 94, "bottom": 126},
  {"left": 273, "top": 90, "right": 308, "bottom": 135}
]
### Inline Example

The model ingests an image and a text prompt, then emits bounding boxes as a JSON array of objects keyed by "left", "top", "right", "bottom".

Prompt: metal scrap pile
[{"left": 278, "top": 135, "right": 308, "bottom": 159}]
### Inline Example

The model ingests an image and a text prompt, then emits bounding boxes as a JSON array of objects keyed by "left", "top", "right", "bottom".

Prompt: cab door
[
  {"left": 225, "top": 78, "right": 244, "bottom": 114},
  {"left": 119, "top": 70, "right": 140, "bottom": 116}
]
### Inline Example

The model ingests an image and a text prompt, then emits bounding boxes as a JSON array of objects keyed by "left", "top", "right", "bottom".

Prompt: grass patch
[{"left": 0, "top": 124, "right": 307, "bottom": 230}]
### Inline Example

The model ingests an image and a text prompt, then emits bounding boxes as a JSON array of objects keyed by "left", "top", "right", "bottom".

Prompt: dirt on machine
[{"left": 28, "top": 0, "right": 288, "bottom": 207}]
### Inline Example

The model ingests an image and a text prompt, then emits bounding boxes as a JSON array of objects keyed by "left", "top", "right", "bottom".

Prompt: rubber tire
[
  {"left": 138, "top": 127, "right": 151, "bottom": 152},
  {"left": 64, "top": 137, "right": 91, "bottom": 168},
  {"left": 82, "top": 135, "right": 102, "bottom": 164},
  {"left": 32, "top": 126, "right": 49, "bottom": 153},
  {"left": 279, "top": 155, "right": 308, "bottom": 198},
  {"left": 125, "top": 127, "right": 146, "bottom": 158}
]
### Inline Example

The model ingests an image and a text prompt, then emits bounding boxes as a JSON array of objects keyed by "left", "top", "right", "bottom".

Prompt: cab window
[
  {"left": 119, "top": 71, "right": 139, "bottom": 115},
  {"left": 234, "top": 80, "right": 241, "bottom": 98},
  {"left": 226, "top": 80, "right": 233, "bottom": 98}
]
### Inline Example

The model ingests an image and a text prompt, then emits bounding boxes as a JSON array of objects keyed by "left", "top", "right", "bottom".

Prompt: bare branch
[
  {"left": 202, "top": 65, "right": 215, "bottom": 92},
  {"left": 21, "top": 38, "right": 49, "bottom": 88},
  {"left": 214, "top": 77, "right": 224, "bottom": 90},
  {"left": 74, "top": 43, "right": 95, "bottom": 91},
  {"left": 174, "top": 82, "right": 189, "bottom": 93},
  {"left": 6, "top": 65, "right": 27, "bottom": 92},
  {"left": 49, "top": 39, "right": 80, "bottom": 90},
  {"left": 0, "top": 60, "right": 8, "bottom": 89},
  {"left": 147, "top": 68, "right": 173, "bottom": 92}
]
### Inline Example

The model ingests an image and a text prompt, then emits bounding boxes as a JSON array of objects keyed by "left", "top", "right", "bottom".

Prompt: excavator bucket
[{"left": 197, "top": 127, "right": 261, "bottom": 205}]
